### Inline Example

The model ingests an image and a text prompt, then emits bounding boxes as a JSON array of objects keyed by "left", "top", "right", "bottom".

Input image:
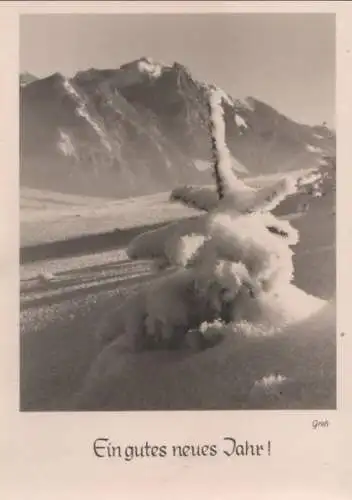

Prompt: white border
[{"left": 1, "top": 2, "right": 351, "bottom": 499}]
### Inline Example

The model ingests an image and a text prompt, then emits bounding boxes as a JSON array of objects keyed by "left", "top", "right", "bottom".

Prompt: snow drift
[{"left": 73, "top": 297, "right": 334, "bottom": 411}]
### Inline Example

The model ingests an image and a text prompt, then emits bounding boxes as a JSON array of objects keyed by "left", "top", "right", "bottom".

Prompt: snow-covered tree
[{"left": 97, "top": 89, "right": 327, "bottom": 352}]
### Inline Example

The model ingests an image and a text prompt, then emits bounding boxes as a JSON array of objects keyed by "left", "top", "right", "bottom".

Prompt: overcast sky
[{"left": 20, "top": 13, "right": 335, "bottom": 127}]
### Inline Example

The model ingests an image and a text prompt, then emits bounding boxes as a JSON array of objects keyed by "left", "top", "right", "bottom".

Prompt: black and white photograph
[{"left": 19, "top": 12, "right": 336, "bottom": 412}]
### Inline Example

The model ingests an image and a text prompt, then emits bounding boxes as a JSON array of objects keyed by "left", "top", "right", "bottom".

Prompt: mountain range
[{"left": 20, "top": 57, "right": 336, "bottom": 198}]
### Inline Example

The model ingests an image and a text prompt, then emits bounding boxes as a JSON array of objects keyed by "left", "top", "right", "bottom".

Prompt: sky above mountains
[{"left": 20, "top": 13, "right": 335, "bottom": 127}]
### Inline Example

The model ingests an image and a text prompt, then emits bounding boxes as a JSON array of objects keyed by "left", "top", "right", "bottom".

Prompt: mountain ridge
[{"left": 20, "top": 58, "right": 335, "bottom": 198}]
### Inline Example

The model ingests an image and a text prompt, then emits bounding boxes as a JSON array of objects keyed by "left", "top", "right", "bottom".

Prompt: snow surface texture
[{"left": 76, "top": 292, "right": 331, "bottom": 411}]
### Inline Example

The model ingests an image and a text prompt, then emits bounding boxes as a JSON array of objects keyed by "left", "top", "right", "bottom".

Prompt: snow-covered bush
[
  {"left": 98, "top": 196, "right": 320, "bottom": 353},
  {"left": 98, "top": 88, "right": 324, "bottom": 353},
  {"left": 97, "top": 260, "right": 261, "bottom": 351}
]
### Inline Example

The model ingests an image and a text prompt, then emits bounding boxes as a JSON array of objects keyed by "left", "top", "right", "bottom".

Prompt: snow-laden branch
[
  {"left": 126, "top": 216, "right": 208, "bottom": 269},
  {"left": 170, "top": 185, "right": 219, "bottom": 212},
  {"left": 207, "top": 89, "right": 253, "bottom": 201}
]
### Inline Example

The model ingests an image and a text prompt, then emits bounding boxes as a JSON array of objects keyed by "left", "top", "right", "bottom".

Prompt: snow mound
[
  {"left": 75, "top": 297, "right": 333, "bottom": 411},
  {"left": 235, "top": 284, "right": 326, "bottom": 330}
]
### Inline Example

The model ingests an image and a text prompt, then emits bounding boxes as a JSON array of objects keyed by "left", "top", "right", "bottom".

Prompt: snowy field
[
  {"left": 20, "top": 176, "right": 335, "bottom": 411},
  {"left": 20, "top": 169, "right": 310, "bottom": 247},
  {"left": 20, "top": 188, "right": 200, "bottom": 247}
]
